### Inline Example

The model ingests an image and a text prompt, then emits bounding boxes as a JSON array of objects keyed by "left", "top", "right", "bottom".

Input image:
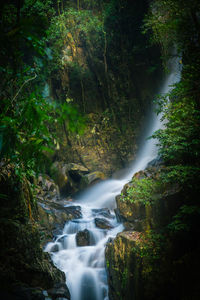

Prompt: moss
[{"left": 121, "top": 176, "right": 161, "bottom": 205}]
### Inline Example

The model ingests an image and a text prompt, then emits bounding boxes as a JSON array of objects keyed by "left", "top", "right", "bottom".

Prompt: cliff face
[{"left": 47, "top": 0, "right": 162, "bottom": 175}]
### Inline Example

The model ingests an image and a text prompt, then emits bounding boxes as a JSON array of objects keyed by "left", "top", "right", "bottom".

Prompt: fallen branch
[{"left": 12, "top": 72, "right": 37, "bottom": 104}]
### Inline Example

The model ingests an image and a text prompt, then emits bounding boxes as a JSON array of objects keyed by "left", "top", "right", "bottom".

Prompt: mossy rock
[
  {"left": 116, "top": 167, "right": 183, "bottom": 231},
  {"left": 0, "top": 164, "right": 65, "bottom": 292},
  {"left": 85, "top": 171, "right": 105, "bottom": 185},
  {"left": 105, "top": 231, "right": 142, "bottom": 300}
]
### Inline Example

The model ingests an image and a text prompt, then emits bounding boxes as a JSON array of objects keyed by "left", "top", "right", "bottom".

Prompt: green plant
[
  {"left": 168, "top": 205, "right": 200, "bottom": 233},
  {"left": 122, "top": 177, "right": 160, "bottom": 205}
]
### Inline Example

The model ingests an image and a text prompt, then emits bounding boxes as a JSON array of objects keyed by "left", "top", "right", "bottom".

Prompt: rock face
[
  {"left": 50, "top": 161, "right": 106, "bottom": 195},
  {"left": 105, "top": 231, "right": 142, "bottom": 300},
  {"left": 0, "top": 163, "right": 69, "bottom": 299},
  {"left": 35, "top": 171, "right": 83, "bottom": 245},
  {"left": 37, "top": 200, "right": 81, "bottom": 246},
  {"left": 115, "top": 169, "right": 182, "bottom": 231},
  {"left": 106, "top": 167, "right": 184, "bottom": 300}
]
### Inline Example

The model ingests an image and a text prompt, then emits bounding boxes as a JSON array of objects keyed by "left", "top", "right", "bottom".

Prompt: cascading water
[{"left": 45, "top": 57, "right": 181, "bottom": 300}]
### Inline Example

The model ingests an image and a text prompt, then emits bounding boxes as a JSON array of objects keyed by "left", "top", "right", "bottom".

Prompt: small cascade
[
  {"left": 44, "top": 57, "right": 181, "bottom": 300},
  {"left": 45, "top": 205, "right": 123, "bottom": 300}
]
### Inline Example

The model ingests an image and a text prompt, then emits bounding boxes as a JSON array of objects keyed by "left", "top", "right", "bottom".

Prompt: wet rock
[
  {"left": 37, "top": 201, "right": 73, "bottom": 246},
  {"left": 48, "top": 283, "right": 70, "bottom": 300},
  {"left": 115, "top": 167, "right": 183, "bottom": 231},
  {"left": 50, "top": 162, "right": 90, "bottom": 195},
  {"left": 105, "top": 231, "right": 142, "bottom": 300},
  {"left": 52, "top": 227, "right": 63, "bottom": 238},
  {"left": 147, "top": 156, "right": 163, "bottom": 168},
  {"left": 85, "top": 171, "right": 105, "bottom": 185},
  {"left": 114, "top": 207, "right": 127, "bottom": 223},
  {"left": 66, "top": 163, "right": 89, "bottom": 176},
  {"left": 0, "top": 287, "right": 45, "bottom": 300},
  {"left": 50, "top": 162, "right": 74, "bottom": 195},
  {"left": 50, "top": 243, "right": 60, "bottom": 253},
  {"left": 95, "top": 218, "right": 113, "bottom": 230},
  {"left": 92, "top": 208, "right": 114, "bottom": 219},
  {"left": 115, "top": 194, "right": 146, "bottom": 230},
  {"left": 64, "top": 205, "right": 82, "bottom": 219},
  {"left": 37, "top": 174, "right": 60, "bottom": 199},
  {"left": 76, "top": 229, "right": 90, "bottom": 246}
]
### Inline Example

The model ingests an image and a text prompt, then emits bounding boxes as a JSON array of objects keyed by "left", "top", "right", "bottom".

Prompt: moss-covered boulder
[
  {"left": 50, "top": 161, "right": 91, "bottom": 195},
  {"left": 50, "top": 161, "right": 74, "bottom": 195},
  {"left": 116, "top": 168, "right": 182, "bottom": 231},
  {"left": 85, "top": 171, "right": 105, "bottom": 185},
  {"left": 105, "top": 231, "right": 142, "bottom": 300}
]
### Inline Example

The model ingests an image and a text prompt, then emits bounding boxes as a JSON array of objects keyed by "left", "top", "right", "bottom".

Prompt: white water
[{"left": 45, "top": 58, "right": 181, "bottom": 300}]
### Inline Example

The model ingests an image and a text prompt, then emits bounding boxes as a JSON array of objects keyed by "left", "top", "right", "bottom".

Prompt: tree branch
[{"left": 12, "top": 73, "right": 37, "bottom": 104}]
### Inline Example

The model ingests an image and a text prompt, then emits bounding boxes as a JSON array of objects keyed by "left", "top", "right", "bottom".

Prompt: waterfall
[{"left": 44, "top": 57, "right": 181, "bottom": 300}]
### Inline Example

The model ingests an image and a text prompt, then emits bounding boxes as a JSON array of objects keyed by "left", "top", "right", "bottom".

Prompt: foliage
[
  {"left": 137, "top": 230, "right": 165, "bottom": 268},
  {"left": 122, "top": 177, "right": 160, "bottom": 205},
  {"left": 143, "top": 0, "right": 200, "bottom": 59},
  {"left": 1, "top": 91, "right": 54, "bottom": 171},
  {"left": 21, "top": 0, "right": 55, "bottom": 18},
  {"left": 160, "top": 165, "right": 200, "bottom": 187},
  {"left": 0, "top": 0, "right": 85, "bottom": 178},
  {"left": 58, "top": 101, "right": 86, "bottom": 134},
  {"left": 168, "top": 205, "right": 200, "bottom": 233},
  {"left": 153, "top": 79, "right": 200, "bottom": 165},
  {"left": 46, "top": 8, "right": 103, "bottom": 70}
]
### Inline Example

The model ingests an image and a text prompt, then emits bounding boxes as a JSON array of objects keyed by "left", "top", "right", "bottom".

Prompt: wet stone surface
[
  {"left": 48, "top": 283, "right": 70, "bottom": 300},
  {"left": 92, "top": 208, "right": 115, "bottom": 219},
  {"left": 94, "top": 217, "right": 114, "bottom": 230},
  {"left": 64, "top": 206, "right": 82, "bottom": 219},
  {"left": 76, "top": 229, "right": 90, "bottom": 246}
]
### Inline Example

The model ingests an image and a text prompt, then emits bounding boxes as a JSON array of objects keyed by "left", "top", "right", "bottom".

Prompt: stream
[{"left": 44, "top": 58, "right": 181, "bottom": 300}]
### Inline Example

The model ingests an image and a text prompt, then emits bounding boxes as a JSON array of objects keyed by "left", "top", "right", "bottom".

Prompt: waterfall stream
[{"left": 44, "top": 58, "right": 181, "bottom": 300}]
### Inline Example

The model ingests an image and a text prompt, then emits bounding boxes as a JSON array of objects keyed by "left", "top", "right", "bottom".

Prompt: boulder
[
  {"left": 64, "top": 205, "right": 82, "bottom": 219},
  {"left": 65, "top": 163, "right": 89, "bottom": 174},
  {"left": 50, "top": 162, "right": 74, "bottom": 195},
  {"left": 37, "top": 202, "right": 83, "bottom": 246},
  {"left": 37, "top": 201, "right": 74, "bottom": 246},
  {"left": 85, "top": 171, "right": 105, "bottom": 185},
  {"left": 65, "top": 163, "right": 90, "bottom": 190},
  {"left": 38, "top": 175, "right": 59, "bottom": 194},
  {"left": 48, "top": 283, "right": 70, "bottom": 300},
  {"left": 92, "top": 208, "right": 114, "bottom": 219},
  {"left": 50, "top": 162, "right": 91, "bottom": 195},
  {"left": 76, "top": 229, "right": 90, "bottom": 246},
  {"left": 94, "top": 218, "right": 113, "bottom": 230},
  {"left": 115, "top": 167, "right": 183, "bottom": 231},
  {"left": 105, "top": 231, "right": 142, "bottom": 300}
]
